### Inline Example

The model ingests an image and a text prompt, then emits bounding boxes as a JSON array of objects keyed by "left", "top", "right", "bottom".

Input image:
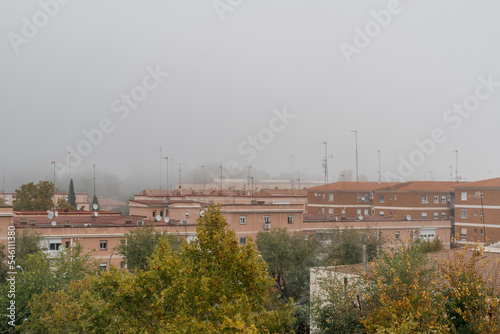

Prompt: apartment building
[
  {"left": 306, "top": 182, "right": 392, "bottom": 219},
  {"left": 454, "top": 178, "right": 500, "bottom": 243},
  {"left": 372, "top": 181, "right": 460, "bottom": 221}
]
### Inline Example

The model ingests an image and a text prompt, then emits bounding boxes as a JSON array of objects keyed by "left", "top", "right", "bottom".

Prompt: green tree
[
  {"left": 256, "top": 228, "right": 320, "bottom": 301},
  {"left": 321, "top": 227, "right": 384, "bottom": 266},
  {"left": 13, "top": 181, "right": 54, "bottom": 211},
  {"left": 440, "top": 245, "right": 500, "bottom": 333},
  {"left": 16, "top": 227, "right": 44, "bottom": 263},
  {"left": 310, "top": 269, "right": 366, "bottom": 333},
  {"left": 90, "top": 194, "right": 99, "bottom": 210},
  {"left": 22, "top": 205, "right": 295, "bottom": 333},
  {"left": 0, "top": 196, "right": 5, "bottom": 205},
  {"left": 56, "top": 198, "right": 76, "bottom": 211},
  {"left": 68, "top": 178, "right": 77, "bottom": 208},
  {"left": 362, "top": 241, "right": 448, "bottom": 333},
  {"left": 115, "top": 226, "right": 184, "bottom": 272},
  {"left": 0, "top": 244, "right": 98, "bottom": 331}
]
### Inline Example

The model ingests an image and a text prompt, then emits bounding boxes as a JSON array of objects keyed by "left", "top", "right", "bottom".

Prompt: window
[
  {"left": 263, "top": 216, "right": 270, "bottom": 224},
  {"left": 422, "top": 195, "right": 428, "bottom": 204},
  {"left": 474, "top": 228, "right": 477, "bottom": 235},
  {"left": 434, "top": 196, "right": 438, "bottom": 204},
  {"left": 322, "top": 208, "right": 325, "bottom": 213},
  {"left": 160, "top": 211, "right": 163, "bottom": 217},
  {"left": 380, "top": 211, "right": 384, "bottom": 216},
  {"left": 99, "top": 263, "right": 107, "bottom": 271},
  {"left": 480, "top": 229, "right": 483, "bottom": 235},
  {"left": 239, "top": 216, "right": 246, "bottom": 225},
  {"left": 328, "top": 208, "right": 333, "bottom": 214},
  {"left": 420, "top": 228, "right": 436, "bottom": 240},
  {"left": 287, "top": 215, "right": 294, "bottom": 224},
  {"left": 460, "top": 228, "right": 467, "bottom": 237},
  {"left": 434, "top": 212, "right": 438, "bottom": 219},
  {"left": 394, "top": 195, "right": 397, "bottom": 200},
  {"left": 422, "top": 212, "right": 427, "bottom": 218},
  {"left": 442, "top": 212, "right": 446, "bottom": 220},
  {"left": 357, "top": 209, "right": 361, "bottom": 215},
  {"left": 379, "top": 195, "right": 384, "bottom": 203},
  {"left": 480, "top": 210, "right": 484, "bottom": 217},
  {"left": 329, "top": 194, "right": 334, "bottom": 202},
  {"left": 389, "top": 195, "right": 392, "bottom": 200},
  {"left": 461, "top": 192, "right": 467, "bottom": 201},
  {"left": 364, "top": 209, "right": 369, "bottom": 216},
  {"left": 239, "top": 236, "right": 247, "bottom": 245},
  {"left": 49, "top": 243, "right": 61, "bottom": 251},
  {"left": 442, "top": 196, "right": 446, "bottom": 204},
  {"left": 100, "top": 240, "right": 108, "bottom": 250},
  {"left": 460, "top": 210, "right": 467, "bottom": 219},
  {"left": 394, "top": 231, "right": 400, "bottom": 239},
  {"left": 474, "top": 210, "right": 477, "bottom": 216},
  {"left": 65, "top": 241, "right": 70, "bottom": 248},
  {"left": 152, "top": 210, "right": 156, "bottom": 218}
]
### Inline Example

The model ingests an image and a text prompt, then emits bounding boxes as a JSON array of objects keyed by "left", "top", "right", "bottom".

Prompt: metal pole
[
  {"left": 164, "top": 157, "right": 169, "bottom": 191},
  {"left": 449, "top": 166, "right": 453, "bottom": 182},
  {"left": 455, "top": 150, "right": 459, "bottom": 181},
  {"left": 377, "top": 150, "right": 381, "bottom": 183},
  {"left": 92, "top": 163, "right": 96, "bottom": 198},
  {"left": 291, "top": 156, "right": 294, "bottom": 190},
  {"left": 201, "top": 165, "right": 206, "bottom": 191},
  {"left": 159, "top": 147, "right": 162, "bottom": 190},
  {"left": 351, "top": 130, "right": 359, "bottom": 219}
]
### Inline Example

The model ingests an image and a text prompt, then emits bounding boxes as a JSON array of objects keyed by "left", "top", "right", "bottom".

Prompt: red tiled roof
[
  {"left": 376, "top": 181, "right": 461, "bottom": 192},
  {"left": 308, "top": 182, "right": 397, "bottom": 192},
  {"left": 255, "top": 188, "right": 307, "bottom": 196},
  {"left": 453, "top": 178, "right": 500, "bottom": 189}
]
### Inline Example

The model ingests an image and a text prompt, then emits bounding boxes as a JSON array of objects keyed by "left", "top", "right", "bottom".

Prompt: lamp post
[
  {"left": 108, "top": 251, "right": 118, "bottom": 271},
  {"left": 51, "top": 160, "right": 57, "bottom": 192}
]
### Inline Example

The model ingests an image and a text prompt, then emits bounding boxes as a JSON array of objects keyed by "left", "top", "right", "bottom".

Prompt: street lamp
[{"left": 108, "top": 251, "right": 118, "bottom": 271}]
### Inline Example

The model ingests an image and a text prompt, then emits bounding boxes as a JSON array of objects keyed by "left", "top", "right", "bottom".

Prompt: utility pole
[{"left": 351, "top": 130, "right": 359, "bottom": 220}]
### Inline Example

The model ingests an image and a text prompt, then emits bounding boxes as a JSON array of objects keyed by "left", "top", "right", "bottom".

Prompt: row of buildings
[{"left": 1, "top": 178, "right": 500, "bottom": 269}]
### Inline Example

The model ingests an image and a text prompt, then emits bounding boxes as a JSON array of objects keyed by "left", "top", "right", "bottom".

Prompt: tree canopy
[
  {"left": 20, "top": 205, "right": 295, "bottom": 333},
  {"left": 13, "top": 181, "right": 54, "bottom": 211}
]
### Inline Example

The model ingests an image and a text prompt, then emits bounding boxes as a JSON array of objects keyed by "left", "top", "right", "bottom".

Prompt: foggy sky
[{"left": 2, "top": 0, "right": 500, "bottom": 195}]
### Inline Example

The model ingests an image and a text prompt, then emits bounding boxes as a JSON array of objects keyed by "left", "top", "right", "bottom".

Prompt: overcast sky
[{"left": 1, "top": 0, "right": 500, "bottom": 192}]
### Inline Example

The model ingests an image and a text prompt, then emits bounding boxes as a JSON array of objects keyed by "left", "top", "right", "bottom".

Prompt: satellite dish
[
  {"left": 54, "top": 211, "right": 58, "bottom": 217},
  {"left": 361, "top": 196, "right": 366, "bottom": 201},
  {"left": 93, "top": 204, "right": 98, "bottom": 210},
  {"left": 47, "top": 211, "right": 54, "bottom": 219},
  {"left": 155, "top": 215, "right": 161, "bottom": 222},
  {"left": 200, "top": 210, "right": 205, "bottom": 217},
  {"left": 51, "top": 221, "right": 57, "bottom": 226},
  {"left": 165, "top": 217, "right": 170, "bottom": 223},
  {"left": 406, "top": 215, "right": 411, "bottom": 221},
  {"left": 93, "top": 212, "right": 99, "bottom": 218},
  {"left": 358, "top": 215, "right": 364, "bottom": 221}
]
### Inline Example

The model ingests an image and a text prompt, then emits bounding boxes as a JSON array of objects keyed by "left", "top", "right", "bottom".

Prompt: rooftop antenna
[
  {"left": 159, "top": 147, "right": 162, "bottom": 190},
  {"left": 295, "top": 171, "right": 301, "bottom": 191},
  {"left": 427, "top": 170, "right": 434, "bottom": 181},
  {"left": 449, "top": 165, "right": 453, "bottom": 182},
  {"left": 351, "top": 130, "right": 359, "bottom": 220},
  {"left": 201, "top": 165, "right": 206, "bottom": 191},
  {"left": 244, "top": 165, "right": 252, "bottom": 192},
  {"left": 290, "top": 156, "right": 294, "bottom": 190},
  {"left": 68, "top": 151, "right": 72, "bottom": 179},
  {"left": 454, "top": 150, "right": 459, "bottom": 181},
  {"left": 377, "top": 149, "right": 381, "bottom": 183},
  {"left": 219, "top": 162, "right": 223, "bottom": 191},
  {"left": 163, "top": 156, "right": 169, "bottom": 191},
  {"left": 178, "top": 163, "right": 185, "bottom": 189}
]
